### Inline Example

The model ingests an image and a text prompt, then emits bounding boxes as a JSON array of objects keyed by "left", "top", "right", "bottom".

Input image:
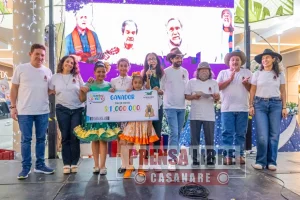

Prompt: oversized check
[{"left": 86, "top": 90, "right": 159, "bottom": 123}]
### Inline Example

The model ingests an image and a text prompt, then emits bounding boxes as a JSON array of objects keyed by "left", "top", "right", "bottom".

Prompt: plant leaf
[
  {"left": 262, "top": 7, "right": 270, "bottom": 20},
  {"left": 234, "top": 16, "right": 244, "bottom": 23},
  {"left": 276, "top": 6, "right": 284, "bottom": 16},
  {"left": 280, "top": 0, "right": 293, "bottom": 12},
  {"left": 253, "top": 1, "right": 262, "bottom": 20}
]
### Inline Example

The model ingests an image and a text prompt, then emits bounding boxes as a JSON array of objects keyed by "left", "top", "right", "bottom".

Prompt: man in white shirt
[
  {"left": 161, "top": 47, "right": 189, "bottom": 171},
  {"left": 10, "top": 44, "right": 55, "bottom": 180},
  {"left": 217, "top": 49, "right": 252, "bottom": 165}
]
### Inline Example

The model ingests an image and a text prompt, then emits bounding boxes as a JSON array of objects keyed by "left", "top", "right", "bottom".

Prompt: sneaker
[
  {"left": 100, "top": 168, "right": 107, "bottom": 175},
  {"left": 93, "top": 167, "right": 100, "bottom": 174},
  {"left": 206, "top": 158, "right": 216, "bottom": 168},
  {"left": 223, "top": 157, "right": 233, "bottom": 165},
  {"left": 118, "top": 167, "right": 126, "bottom": 174},
  {"left": 252, "top": 163, "right": 263, "bottom": 170},
  {"left": 17, "top": 168, "right": 31, "bottom": 180},
  {"left": 191, "top": 161, "right": 200, "bottom": 168},
  {"left": 63, "top": 166, "right": 71, "bottom": 174},
  {"left": 34, "top": 165, "right": 55, "bottom": 175},
  {"left": 236, "top": 157, "right": 246, "bottom": 165},
  {"left": 268, "top": 164, "right": 277, "bottom": 171},
  {"left": 71, "top": 165, "right": 78, "bottom": 173},
  {"left": 168, "top": 164, "right": 176, "bottom": 172}
]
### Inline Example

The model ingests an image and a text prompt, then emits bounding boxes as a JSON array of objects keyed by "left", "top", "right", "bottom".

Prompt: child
[
  {"left": 74, "top": 61, "right": 121, "bottom": 175},
  {"left": 185, "top": 62, "right": 220, "bottom": 167},
  {"left": 119, "top": 72, "right": 159, "bottom": 178},
  {"left": 109, "top": 58, "right": 133, "bottom": 174}
]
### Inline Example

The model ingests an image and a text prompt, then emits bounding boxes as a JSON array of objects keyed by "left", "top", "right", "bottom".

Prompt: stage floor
[{"left": 0, "top": 152, "right": 300, "bottom": 200}]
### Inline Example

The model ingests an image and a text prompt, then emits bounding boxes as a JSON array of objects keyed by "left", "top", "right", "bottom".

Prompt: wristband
[
  {"left": 10, "top": 106, "right": 16, "bottom": 109},
  {"left": 282, "top": 107, "right": 286, "bottom": 109}
]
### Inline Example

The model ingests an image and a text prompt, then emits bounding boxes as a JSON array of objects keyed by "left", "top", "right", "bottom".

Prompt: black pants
[
  {"left": 56, "top": 104, "right": 83, "bottom": 166},
  {"left": 153, "top": 105, "right": 163, "bottom": 152},
  {"left": 190, "top": 120, "right": 215, "bottom": 162}
]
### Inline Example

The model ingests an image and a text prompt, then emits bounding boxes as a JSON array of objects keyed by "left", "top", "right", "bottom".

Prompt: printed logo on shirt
[
  {"left": 209, "top": 87, "right": 212, "bottom": 92},
  {"left": 182, "top": 74, "right": 185, "bottom": 80},
  {"left": 73, "top": 78, "right": 76, "bottom": 84},
  {"left": 273, "top": 75, "right": 277, "bottom": 80},
  {"left": 44, "top": 75, "right": 47, "bottom": 82}
]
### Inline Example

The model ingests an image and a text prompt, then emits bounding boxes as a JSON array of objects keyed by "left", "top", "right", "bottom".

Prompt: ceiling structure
[{"left": 235, "top": 0, "right": 300, "bottom": 60}]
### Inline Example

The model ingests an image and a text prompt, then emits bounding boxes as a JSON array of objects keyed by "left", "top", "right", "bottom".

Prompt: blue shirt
[{"left": 65, "top": 30, "right": 102, "bottom": 55}]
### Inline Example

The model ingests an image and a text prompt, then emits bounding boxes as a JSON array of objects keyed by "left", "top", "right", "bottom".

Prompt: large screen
[{"left": 65, "top": 0, "right": 234, "bottom": 81}]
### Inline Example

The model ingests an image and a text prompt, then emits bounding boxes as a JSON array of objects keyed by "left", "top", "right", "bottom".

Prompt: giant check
[{"left": 86, "top": 90, "right": 159, "bottom": 123}]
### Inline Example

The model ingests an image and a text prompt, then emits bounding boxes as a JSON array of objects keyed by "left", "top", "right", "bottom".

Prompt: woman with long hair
[
  {"left": 49, "top": 55, "right": 84, "bottom": 174},
  {"left": 249, "top": 49, "right": 287, "bottom": 171},
  {"left": 142, "top": 52, "right": 164, "bottom": 171}
]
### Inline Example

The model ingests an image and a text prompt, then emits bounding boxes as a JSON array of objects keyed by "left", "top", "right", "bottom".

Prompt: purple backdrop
[
  {"left": 66, "top": 0, "right": 234, "bottom": 12},
  {"left": 80, "top": 53, "right": 228, "bottom": 82},
  {"left": 66, "top": 0, "right": 231, "bottom": 81}
]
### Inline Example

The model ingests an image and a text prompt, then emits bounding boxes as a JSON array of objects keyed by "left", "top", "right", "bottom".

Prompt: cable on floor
[
  {"left": 178, "top": 182, "right": 212, "bottom": 200},
  {"left": 247, "top": 155, "right": 289, "bottom": 200}
]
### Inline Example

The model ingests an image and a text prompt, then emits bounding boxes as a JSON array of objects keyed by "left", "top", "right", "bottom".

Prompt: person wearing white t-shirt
[
  {"left": 161, "top": 47, "right": 189, "bottom": 171},
  {"left": 185, "top": 62, "right": 220, "bottom": 168},
  {"left": 10, "top": 44, "right": 55, "bottom": 180},
  {"left": 109, "top": 58, "right": 133, "bottom": 174},
  {"left": 216, "top": 49, "right": 252, "bottom": 165},
  {"left": 49, "top": 55, "right": 84, "bottom": 174},
  {"left": 249, "top": 49, "right": 287, "bottom": 171}
]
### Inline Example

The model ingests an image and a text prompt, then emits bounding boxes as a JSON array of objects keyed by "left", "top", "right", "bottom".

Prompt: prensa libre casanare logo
[{"left": 88, "top": 93, "right": 105, "bottom": 103}]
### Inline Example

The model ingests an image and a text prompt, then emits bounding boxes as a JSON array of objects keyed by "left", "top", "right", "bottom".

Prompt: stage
[{"left": 0, "top": 153, "right": 300, "bottom": 200}]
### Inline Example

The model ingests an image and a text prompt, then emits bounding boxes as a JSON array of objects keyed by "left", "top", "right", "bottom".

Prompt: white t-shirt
[
  {"left": 110, "top": 75, "right": 132, "bottom": 91},
  {"left": 11, "top": 63, "right": 52, "bottom": 115},
  {"left": 49, "top": 73, "right": 84, "bottom": 109},
  {"left": 251, "top": 70, "right": 285, "bottom": 98},
  {"left": 216, "top": 68, "right": 252, "bottom": 112},
  {"left": 185, "top": 78, "right": 219, "bottom": 121},
  {"left": 161, "top": 66, "right": 189, "bottom": 109}
]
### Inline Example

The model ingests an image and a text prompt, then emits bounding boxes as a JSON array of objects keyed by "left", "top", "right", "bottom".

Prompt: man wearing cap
[
  {"left": 216, "top": 49, "right": 252, "bottom": 165},
  {"left": 185, "top": 62, "right": 220, "bottom": 167},
  {"left": 161, "top": 47, "right": 189, "bottom": 171}
]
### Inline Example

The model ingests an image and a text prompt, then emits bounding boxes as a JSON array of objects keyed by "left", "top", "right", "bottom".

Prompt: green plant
[
  {"left": 286, "top": 102, "right": 298, "bottom": 115},
  {"left": 235, "top": 0, "right": 294, "bottom": 24}
]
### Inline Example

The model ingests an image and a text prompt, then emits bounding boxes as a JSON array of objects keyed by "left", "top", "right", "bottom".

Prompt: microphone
[{"left": 148, "top": 65, "right": 152, "bottom": 79}]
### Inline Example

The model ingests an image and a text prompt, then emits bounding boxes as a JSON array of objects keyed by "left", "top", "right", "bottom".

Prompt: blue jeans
[
  {"left": 18, "top": 114, "right": 49, "bottom": 169},
  {"left": 254, "top": 97, "right": 282, "bottom": 167},
  {"left": 221, "top": 112, "right": 248, "bottom": 157},
  {"left": 164, "top": 109, "right": 185, "bottom": 157}
]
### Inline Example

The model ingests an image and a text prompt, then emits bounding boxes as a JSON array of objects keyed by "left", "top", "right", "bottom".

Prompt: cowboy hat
[
  {"left": 254, "top": 49, "right": 282, "bottom": 64},
  {"left": 166, "top": 47, "right": 186, "bottom": 62},
  {"left": 224, "top": 49, "right": 246, "bottom": 66}
]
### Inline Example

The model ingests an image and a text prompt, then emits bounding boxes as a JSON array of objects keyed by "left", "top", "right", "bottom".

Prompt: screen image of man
[
  {"left": 162, "top": 18, "right": 190, "bottom": 57},
  {"left": 65, "top": 8, "right": 103, "bottom": 63},
  {"left": 122, "top": 20, "right": 138, "bottom": 51},
  {"left": 215, "top": 9, "right": 234, "bottom": 63},
  {"left": 109, "top": 20, "right": 144, "bottom": 65}
]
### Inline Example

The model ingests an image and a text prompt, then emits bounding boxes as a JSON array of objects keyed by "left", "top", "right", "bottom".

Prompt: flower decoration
[
  {"left": 132, "top": 71, "right": 142, "bottom": 77},
  {"left": 286, "top": 102, "right": 299, "bottom": 115}
]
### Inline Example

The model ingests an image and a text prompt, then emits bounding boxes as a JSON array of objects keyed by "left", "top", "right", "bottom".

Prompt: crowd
[{"left": 10, "top": 44, "right": 287, "bottom": 180}]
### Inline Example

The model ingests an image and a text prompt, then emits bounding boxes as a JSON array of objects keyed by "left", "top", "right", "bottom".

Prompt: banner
[
  {"left": 65, "top": 0, "right": 234, "bottom": 81},
  {"left": 86, "top": 90, "right": 159, "bottom": 123}
]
